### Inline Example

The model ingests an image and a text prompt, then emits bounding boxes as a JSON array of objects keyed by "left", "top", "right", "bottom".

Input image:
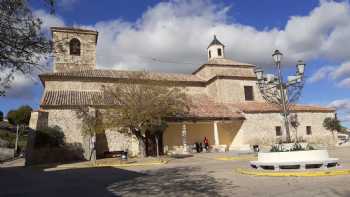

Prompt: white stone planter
[{"left": 250, "top": 150, "right": 338, "bottom": 171}]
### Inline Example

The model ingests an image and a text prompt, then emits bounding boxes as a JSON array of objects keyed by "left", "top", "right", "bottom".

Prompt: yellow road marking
[{"left": 216, "top": 155, "right": 257, "bottom": 161}]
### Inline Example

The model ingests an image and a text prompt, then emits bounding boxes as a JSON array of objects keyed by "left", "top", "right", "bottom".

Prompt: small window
[
  {"left": 306, "top": 126, "right": 312, "bottom": 135},
  {"left": 276, "top": 126, "right": 282, "bottom": 136},
  {"left": 244, "top": 86, "right": 254, "bottom": 101},
  {"left": 217, "top": 48, "right": 222, "bottom": 56},
  {"left": 69, "top": 38, "right": 81, "bottom": 56},
  {"left": 209, "top": 50, "right": 211, "bottom": 58}
]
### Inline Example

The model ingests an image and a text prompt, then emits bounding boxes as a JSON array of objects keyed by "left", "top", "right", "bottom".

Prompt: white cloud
[
  {"left": 328, "top": 99, "right": 350, "bottom": 126},
  {"left": 9, "top": 0, "right": 350, "bottom": 99},
  {"left": 338, "top": 78, "right": 350, "bottom": 88},
  {"left": 331, "top": 61, "right": 350, "bottom": 79},
  {"left": 34, "top": 10, "right": 65, "bottom": 32},
  {"left": 308, "top": 61, "right": 350, "bottom": 85},
  {"left": 307, "top": 66, "right": 335, "bottom": 83},
  {"left": 328, "top": 99, "right": 350, "bottom": 111},
  {"left": 70, "top": 0, "right": 350, "bottom": 74},
  {"left": 29, "top": 1, "right": 350, "bottom": 74},
  {"left": 0, "top": 71, "right": 39, "bottom": 100}
]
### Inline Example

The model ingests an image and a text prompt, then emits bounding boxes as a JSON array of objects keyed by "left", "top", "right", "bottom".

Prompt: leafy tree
[
  {"left": 323, "top": 117, "right": 342, "bottom": 140},
  {"left": 0, "top": 0, "right": 54, "bottom": 96},
  {"left": 7, "top": 105, "right": 32, "bottom": 153},
  {"left": 7, "top": 105, "right": 32, "bottom": 125},
  {"left": 0, "top": 110, "right": 3, "bottom": 121},
  {"left": 103, "top": 72, "right": 189, "bottom": 157}
]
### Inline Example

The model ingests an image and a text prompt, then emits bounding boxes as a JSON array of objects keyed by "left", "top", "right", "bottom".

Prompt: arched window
[
  {"left": 209, "top": 50, "right": 211, "bottom": 58},
  {"left": 69, "top": 38, "right": 81, "bottom": 56}
]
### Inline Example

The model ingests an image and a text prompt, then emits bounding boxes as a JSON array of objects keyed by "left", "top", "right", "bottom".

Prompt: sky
[{"left": 0, "top": 0, "right": 349, "bottom": 127}]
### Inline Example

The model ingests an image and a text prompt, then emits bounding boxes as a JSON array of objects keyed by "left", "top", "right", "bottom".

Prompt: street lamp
[
  {"left": 272, "top": 49, "right": 283, "bottom": 65},
  {"left": 255, "top": 50, "right": 306, "bottom": 143}
]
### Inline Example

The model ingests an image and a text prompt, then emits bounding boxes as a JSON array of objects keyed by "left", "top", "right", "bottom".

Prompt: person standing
[{"left": 204, "top": 137, "right": 209, "bottom": 152}]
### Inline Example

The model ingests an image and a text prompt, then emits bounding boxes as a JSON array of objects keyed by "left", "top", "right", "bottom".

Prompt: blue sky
[{"left": 0, "top": 0, "right": 349, "bottom": 127}]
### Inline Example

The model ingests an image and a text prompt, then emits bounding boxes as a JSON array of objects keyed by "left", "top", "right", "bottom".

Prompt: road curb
[
  {"left": 235, "top": 167, "right": 350, "bottom": 177},
  {"left": 42, "top": 160, "right": 169, "bottom": 171}
]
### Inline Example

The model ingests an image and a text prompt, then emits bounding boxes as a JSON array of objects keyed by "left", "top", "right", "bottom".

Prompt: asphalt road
[{"left": 1, "top": 147, "right": 350, "bottom": 197}]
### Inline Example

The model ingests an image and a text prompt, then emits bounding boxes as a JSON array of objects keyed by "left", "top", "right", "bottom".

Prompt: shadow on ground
[
  {"left": 0, "top": 166, "right": 142, "bottom": 197},
  {"left": 0, "top": 165, "right": 237, "bottom": 197},
  {"left": 107, "top": 166, "right": 239, "bottom": 196}
]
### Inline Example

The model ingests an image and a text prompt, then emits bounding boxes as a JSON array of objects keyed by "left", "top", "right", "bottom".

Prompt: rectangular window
[
  {"left": 306, "top": 126, "right": 312, "bottom": 135},
  {"left": 244, "top": 86, "right": 254, "bottom": 101},
  {"left": 217, "top": 48, "right": 222, "bottom": 56},
  {"left": 275, "top": 126, "right": 282, "bottom": 136}
]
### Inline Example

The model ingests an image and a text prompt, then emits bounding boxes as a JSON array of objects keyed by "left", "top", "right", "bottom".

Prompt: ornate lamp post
[{"left": 255, "top": 50, "right": 306, "bottom": 142}]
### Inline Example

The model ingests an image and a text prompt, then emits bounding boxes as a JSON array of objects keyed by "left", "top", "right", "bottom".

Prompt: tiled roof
[
  {"left": 40, "top": 69, "right": 204, "bottom": 84},
  {"left": 206, "top": 58, "right": 255, "bottom": 67},
  {"left": 41, "top": 90, "right": 117, "bottom": 107},
  {"left": 185, "top": 95, "right": 245, "bottom": 120},
  {"left": 227, "top": 102, "right": 335, "bottom": 113},
  {"left": 40, "top": 91, "right": 245, "bottom": 120}
]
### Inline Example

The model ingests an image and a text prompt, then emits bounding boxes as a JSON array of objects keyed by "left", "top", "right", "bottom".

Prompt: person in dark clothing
[{"left": 204, "top": 137, "right": 209, "bottom": 152}]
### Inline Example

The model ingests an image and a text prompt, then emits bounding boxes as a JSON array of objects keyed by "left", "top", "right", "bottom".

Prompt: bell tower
[
  {"left": 51, "top": 27, "right": 98, "bottom": 72},
  {"left": 207, "top": 35, "right": 225, "bottom": 61}
]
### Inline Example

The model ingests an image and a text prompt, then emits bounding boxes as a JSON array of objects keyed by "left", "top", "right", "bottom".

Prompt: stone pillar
[
  {"left": 213, "top": 121, "right": 220, "bottom": 145},
  {"left": 182, "top": 122, "right": 188, "bottom": 153},
  {"left": 29, "top": 111, "right": 48, "bottom": 130}
]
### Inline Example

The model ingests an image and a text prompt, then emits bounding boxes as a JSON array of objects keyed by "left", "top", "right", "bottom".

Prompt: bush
[{"left": 34, "top": 126, "right": 65, "bottom": 148}]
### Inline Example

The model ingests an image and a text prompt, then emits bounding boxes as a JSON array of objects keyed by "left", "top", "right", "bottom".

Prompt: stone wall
[
  {"left": 194, "top": 66, "right": 255, "bottom": 81},
  {"left": 29, "top": 111, "right": 49, "bottom": 130},
  {"left": 52, "top": 30, "right": 97, "bottom": 72},
  {"left": 0, "top": 148, "right": 14, "bottom": 161},
  {"left": 229, "top": 112, "right": 336, "bottom": 150},
  {"left": 215, "top": 79, "right": 264, "bottom": 103},
  {"left": 104, "top": 129, "right": 139, "bottom": 157},
  {"left": 45, "top": 109, "right": 91, "bottom": 159}
]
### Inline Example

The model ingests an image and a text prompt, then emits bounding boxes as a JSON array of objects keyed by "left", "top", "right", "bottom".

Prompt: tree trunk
[
  {"left": 155, "top": 135, "right": 159, "bottom": 158},
  {"left": 14, "top": 124, "right": 19, "bottom": 155},
  {"left": 332, "top": 130, "right": 337, "bottom": 145},
  {"left": 138, "top": 137, "right": 146, "bottom": 158}
]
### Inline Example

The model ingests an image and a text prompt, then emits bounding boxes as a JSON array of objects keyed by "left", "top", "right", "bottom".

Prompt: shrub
[
  {"left": 290, "top": 143, "right": 305, "bottom": 151},
  {"left": 270, "top": 144, "right": 286, "bottom": 152},
  {"left": 34, "top": 126, "right": 65, "bottom": 148}
]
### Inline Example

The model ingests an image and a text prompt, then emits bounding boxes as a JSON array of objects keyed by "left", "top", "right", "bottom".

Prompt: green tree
[
  {"left": 6, "top": 105, "right": 32, "bottom": 153},
  {"left": 0, "top": 110, "right": 3, "bottom": 121},
  {"left": 323, "top": 117, "right": 342, "bottom": 141},
  {"left": 7, "top": 105, "right": 32, "bottom": 125},
  {"left": 103, "top": 72, "right": 189, "bottom": 158},
  {"left": 0, "top": 0, "right": 54, "bottom": 96}
]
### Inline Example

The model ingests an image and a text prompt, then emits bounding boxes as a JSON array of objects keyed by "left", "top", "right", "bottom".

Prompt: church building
[{"left": 29, "top": 27, "right": 336, "bottom": 158}]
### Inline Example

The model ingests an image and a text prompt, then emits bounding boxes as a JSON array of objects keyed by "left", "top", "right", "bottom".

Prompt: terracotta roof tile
[
  {"left": 40, "top": 91, "right": 245, "bottom": 120},
  {"left": 185, "top": 95, "right": 245, "bottom": 119},
  {"left": 40, "top": 69, "right": 204, "bottom": 83},
  {"left": 227, "top": 102, "right": 335, "bottom": 113},
  {"left": 41, "top": 90, "right": 117, "bottom": 107}
]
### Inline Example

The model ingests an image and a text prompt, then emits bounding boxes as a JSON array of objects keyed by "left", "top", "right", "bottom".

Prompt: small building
[{"left": 30, "top": 27, "right": 336, "bottom": 158}]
